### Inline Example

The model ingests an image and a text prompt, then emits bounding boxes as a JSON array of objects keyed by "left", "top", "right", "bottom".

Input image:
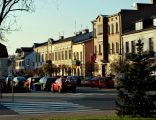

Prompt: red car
[
  {"left": 90, "top": 76, "right": 114, "bottom": 88},
  {"left": 51, "top": 77, "right": 76, "bottom": 93}
]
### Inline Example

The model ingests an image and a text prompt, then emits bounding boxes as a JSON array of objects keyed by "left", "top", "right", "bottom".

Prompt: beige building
[
  {"left": 52, "top": 37, "right": 73, "bottom": 76},
  {"left": 34, "top": 42, "right": 48, "bottom": 69},
  {"left": 92, "top": 0, "right": 156, "bottom": 76},
  {"left": 72, "top": 31, "right": 93, "bottom": 76},
  {"left": 92, "top": 15, "right": 108, "bottom": 76}
]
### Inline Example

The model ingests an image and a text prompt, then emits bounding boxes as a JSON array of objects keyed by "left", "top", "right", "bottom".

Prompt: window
[
  {"left": 116, "top": 42, "right": 119, "bottom": 53},
  {"left": 73, "top": 52, "right": 76, "bottom": 59},
  {"left": 49, "top": 53, "right": 52, "bottom": 60},
  {"left": 125, "top": 42, "right": 129, "bottom": 53},
  {"left": 94, "top": 46, "right": 97, "bottom": 53},
  {"left": 112, "top": 43, "right": 115, "bottom": 54},
  {"left": 27, "top": 59, "right": 30, "bottom": 66},
  {"left": 116, "top": 22, "right": 119, "bottom": 33},
  {"left": 62, "top": 51, "right": 64, "bottom": 60},
  {"left": 65, "top": 51, "right": 68, "bottom": 60},
  {"left": 80, "top": 52, "right": 83, "bottom": 61},
  {"left": 42, "top": 54, "right": 44, "bottom": 62},
  {"left": 35, "top": 53, "right": 38, "bottom": 62},
  {"left": 111, "top": 24, "right": 114, "bottom": 34},
  {"left": 45, "top": 54, "right": 48, "bottom": 61},
  {"left": 153, "top": 18, "right": 156, "bottom": 26},
  {"left": 77, "top": 52, "right": 79, "bottom": 60},
  {"left": 22, "top": 61, "right": 25, "bottom": 67},
  {"left": 149, "top": 38, "right": 154, "bottom": 51},
  {"left": 97, "top": 25, "right": 103, "bottom": 35},
  {"left": 108, "top": 43, "right": 110, "bottom": 54},
  {"left": 131, "top": 41, "right": 135, "bottom": 53},
  {"left": 55, "top": 52, "right": 58, "bottom": 60},
  {"left": 99, "top": 44, "right": 102, "bottom": 55},
  {"left": 58, "top": 52, "right": 60, "bottom": 60},
  {"left": 108, "top": 25, "right": 110, "bottom": 35},
  {"left": 38, "top": 54, "right": 41, "bottom": 62},
  {"left": 94, "top": 28, "right": 96, "bottom": 38},
  {"left": 135, "top": 22, "right": 143, "bottom": 30},
  {"left": 69, "top": 50, "right": 72, "bottom": 59},
  {"left": 52, "top": 53, "right": 54, "bottom": 61}
]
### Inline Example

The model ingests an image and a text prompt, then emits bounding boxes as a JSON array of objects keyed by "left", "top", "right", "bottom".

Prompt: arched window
[
  {"left": 116, "top": 22, "right": 119, "bottom": 33},
  {"left": 112, "top": 43, "right": 115, "bottom": 54},
  {"left": 111, "top": 24, "right": 114, "bottom": 34}
]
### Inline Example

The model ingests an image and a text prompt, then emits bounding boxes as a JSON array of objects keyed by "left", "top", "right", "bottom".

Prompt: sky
[{"left": 1, "top": 0, "right": 150, "bottom": 55}]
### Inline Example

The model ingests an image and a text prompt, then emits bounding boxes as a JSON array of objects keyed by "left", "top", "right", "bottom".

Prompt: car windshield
[{"left": 32, "top": 77, "right": 40, "bottom": 82}]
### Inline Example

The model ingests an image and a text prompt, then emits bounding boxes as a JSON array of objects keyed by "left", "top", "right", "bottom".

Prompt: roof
[
  {"left": 16, "top": 47, "right": 33, "bottom": 53},
  {"left": 123, "top": 26, "right": 156, "bottom": 36},
  {"left": 53, "top": 36, "right": 76, "bottom": 44},
  {"left": 33, "top": 42, "right": 47, "bottom": 48},
  {"left": 0, "top": 43, "right": 8, "bottom": 58},
  {"left": 73, "top": 32, "right": 93, "bottom": 43}
]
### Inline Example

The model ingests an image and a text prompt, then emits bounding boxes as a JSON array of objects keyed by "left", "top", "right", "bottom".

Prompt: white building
[{"left": 123, "top": 17, "right": 156, "bottom": 60}]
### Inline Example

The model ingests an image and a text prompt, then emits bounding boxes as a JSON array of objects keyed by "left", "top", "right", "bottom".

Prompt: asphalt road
[{"left": 0, "top": 87, "right": 117, "bottom": 116}]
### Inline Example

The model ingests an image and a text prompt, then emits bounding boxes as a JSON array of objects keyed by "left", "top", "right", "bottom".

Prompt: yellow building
[
  {"left": 72, "top": 30, "right": 93, "bottom": 76},
  {"left": 33, "top": 42, "right": 48, "bottom": 69},
  {"left": 92, "top": 15, "right": 108, "bottom": 76},
  {"left": 92, "top": 1, "right": 156, "bottom": 76},
  {"left": 52, "top": 36, "right": 73, "bottom": 76},
  {"left": 107, "top": 14, "right": 121, "bottom": 75}
]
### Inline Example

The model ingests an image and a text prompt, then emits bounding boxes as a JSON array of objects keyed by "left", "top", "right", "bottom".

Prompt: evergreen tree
[{"left": 116, "top": 40, "right": 156, "bottom": 117}]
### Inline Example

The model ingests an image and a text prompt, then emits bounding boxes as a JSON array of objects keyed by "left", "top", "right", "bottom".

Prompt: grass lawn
[{"left": 28, "top": 116, "right": 156, "bottom": 120}]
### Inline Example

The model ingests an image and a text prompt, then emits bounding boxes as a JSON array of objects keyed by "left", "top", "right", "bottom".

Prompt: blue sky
[{"left": 2, "top": 0, "right": 150, "bottom": 54}]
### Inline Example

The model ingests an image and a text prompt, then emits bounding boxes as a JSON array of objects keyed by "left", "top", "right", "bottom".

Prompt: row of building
[{"left": 0, "top": 0, "right": 156, "bottom": 77}]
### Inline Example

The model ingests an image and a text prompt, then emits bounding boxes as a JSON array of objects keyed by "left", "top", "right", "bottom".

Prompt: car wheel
[{"left": 58, "top": 87, "right": 62, "bottom": 93}]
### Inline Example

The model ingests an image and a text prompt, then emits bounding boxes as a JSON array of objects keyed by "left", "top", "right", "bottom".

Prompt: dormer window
[
  {"left": 135, "top": 21, "right": 143, "bottom": 30},
  {"left": 153, "top": 18, "right": 156, "bottom": 26}
]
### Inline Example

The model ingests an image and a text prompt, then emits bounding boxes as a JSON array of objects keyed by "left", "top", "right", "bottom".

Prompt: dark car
[
  {"left": 13, "top": 76, "right": 26, "bottom": 92},
  {"left": 51, "top": 77, "right": 76, "bottom": 93},
  {"left": 24, "top": 77, "right": 41, "bottom": 91},
  {"left": 0, "top": 76, "right": 6, "bottom": 92},
  {"left": 90, "top": 76, "right": 114, "bottom": 88},
  {"left": 39, "top": 77, "right": 57, "bottom": 91},
  {"left": 66, "top": 76, "right": 83, "bottom": 86},
  {"left": 81, "top": 76, "right": 93, "bottom": 87}
]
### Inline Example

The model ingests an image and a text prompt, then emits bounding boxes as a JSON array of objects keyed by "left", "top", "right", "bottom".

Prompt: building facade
[
  {"left": 92, "top": 0, "right": 156, "bottom": 77},
  {"left": 15, "top": 47, "right": 35, "bottom": 75},
  {"left": 72, "top": 30, "right": 93, "bottom": 76},
  {"left": 123, "top": 17, "right": 156, "bottom": 60}
]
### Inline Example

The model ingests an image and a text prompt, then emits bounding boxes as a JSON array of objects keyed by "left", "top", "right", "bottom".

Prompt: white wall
[{"left": 123, "top": 28, "right": 156, "bottom": 58}]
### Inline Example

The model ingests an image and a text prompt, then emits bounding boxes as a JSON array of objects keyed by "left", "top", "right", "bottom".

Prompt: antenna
[{"left": 74, "top": 20, "right": 77, "bottom": 35}]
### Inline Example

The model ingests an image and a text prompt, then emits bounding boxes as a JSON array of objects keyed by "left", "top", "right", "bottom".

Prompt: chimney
[
  {"left": 59, "top": 36, "right": 64, "bottom": 40},
  {"left": 82, "top": 29, "right": 89, "bottom": 34}
]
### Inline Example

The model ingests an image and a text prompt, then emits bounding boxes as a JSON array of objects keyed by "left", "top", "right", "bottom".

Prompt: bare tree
[{"left": 0, "top": 0, "right": 34, "bottom": 41}]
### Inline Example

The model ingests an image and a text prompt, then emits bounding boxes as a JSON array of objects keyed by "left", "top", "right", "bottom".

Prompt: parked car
[
  {"left": 23, "top": 77, "right": 41, "bottom": 91},
  {"left": 51, "top": 77, "right": 76, "bottom": 93},
  {"left": 89, "top": 76, "right": 114, "bottom": 88},
  {"left": 66, "top": 76, "right": 83, "bottom": 86},
  {"left": 0, "top": 76, "right": 6, "bottom": 92},
  {"left": 39, "top": 77, "right": 57, "bottom": 91},
  {"left": 81, "top": 76, "right": 93, "bottom": 87},
  {"left": 13, "top": 76, "right": 26, "bottom": 92}
]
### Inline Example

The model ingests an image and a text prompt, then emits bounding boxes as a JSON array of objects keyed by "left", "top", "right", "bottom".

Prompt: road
[{"left": 0, "top": 87, "right": 117, "bottom": 116}]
